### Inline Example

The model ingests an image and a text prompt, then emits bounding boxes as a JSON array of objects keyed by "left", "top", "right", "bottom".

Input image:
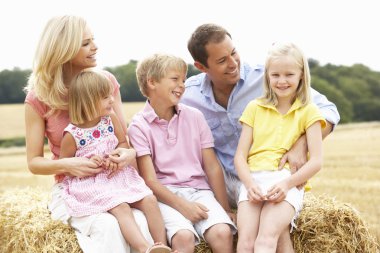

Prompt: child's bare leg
[
  {"left": 108, "top": 203, "right": 150, "bottom": 253},
  {"left": 204, "top": 223, "right": 233, "bottom": 253},
  {"left": 254, "top": 201, "right": 295, "bottom": 253},
  {"left": 236, "top": 201, "right": 262, "bottom": 253},
  {"left": 276, "top": 227, "right": 295, "bottom": 253},
  {"left": 171, "top": 229, "right": 195, "bottom": 253},
  {"left": 132, "top": 195, "right": 168, "bottom": 245}
]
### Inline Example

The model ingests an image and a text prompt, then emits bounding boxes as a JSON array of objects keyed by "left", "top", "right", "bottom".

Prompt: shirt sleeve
[
  {"left": 311, "top": 87, "right": 340, "bottom": 127},
  {"left": 24, "top": 90, "right": 48, "bottom": 118},
  {"left": 239, "top": 100, "right": 257, "bottom": 128},
  {"left": 128, "top": 121, "right": 152, "bottom": 157},
  {"left": 195, "top": 109, "right": 214, "bottom": 149},
  {"left": 304, "top": 103, "right": 327, "bottom": 130}
]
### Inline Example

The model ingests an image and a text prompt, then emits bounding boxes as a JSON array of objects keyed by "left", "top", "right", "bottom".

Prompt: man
[{"left": 181, "top": 23, "right": 340, "bottom": 252}]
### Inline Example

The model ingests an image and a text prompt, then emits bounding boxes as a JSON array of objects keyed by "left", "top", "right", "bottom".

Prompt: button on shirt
[
  {"left": 128, "top": 102, "right": 214, "bottom": 189},
  {"left": 181, "top": 62, "right": 340, "bottom": 176}
]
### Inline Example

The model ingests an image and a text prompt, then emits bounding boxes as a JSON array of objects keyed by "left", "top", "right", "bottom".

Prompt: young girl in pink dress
[{"left": 59, "top": 70, "right": 171, "bottom": 253}]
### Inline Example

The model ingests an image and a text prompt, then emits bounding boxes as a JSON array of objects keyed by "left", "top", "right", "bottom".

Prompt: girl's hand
[
  {"left": 62, "top": 157, "right": 103, "bottom": 178},
  {"left": 266, "top": 180, "right": 290, "bottom": 203},
  {"left": 90, "top": 155, "right": 103, "bottom": 167},
  {"left": 108, "top": 147, "right": 136, "bottom": 169},
  {"left": 247, "top": 183, "right": 265, "bottom": 203},
  {"left": 103, "top": 155, "right": 120, "bottom": 178}
]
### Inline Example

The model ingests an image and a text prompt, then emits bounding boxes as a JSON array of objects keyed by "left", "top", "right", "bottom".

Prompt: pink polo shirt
[{"left": 128, "top": 102, "right": 214, "bottom": 189}]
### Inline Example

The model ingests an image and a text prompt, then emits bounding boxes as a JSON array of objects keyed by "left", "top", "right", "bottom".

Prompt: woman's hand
[
  {"left": 106, "top": 147, "right": 136, "bottom": 178},
  {"left": 62, "top": 157, "right": 103, "bottom": 178}
]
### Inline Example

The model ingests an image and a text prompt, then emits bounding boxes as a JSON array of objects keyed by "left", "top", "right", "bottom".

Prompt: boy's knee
[
  {"left": 172, "top": 229, "right": 196, "bottom": 247},
  {"left": 207, "top": 223, "right": 233, "bottom": 240}
]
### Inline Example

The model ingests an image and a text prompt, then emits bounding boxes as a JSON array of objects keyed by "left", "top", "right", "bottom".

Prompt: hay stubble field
[{"left": 1, "top": 103, "right": 379, "bottom": 244}]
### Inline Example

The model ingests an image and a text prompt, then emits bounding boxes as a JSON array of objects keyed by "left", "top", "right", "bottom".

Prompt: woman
[{"left": 24, "top": 15, "right": 152, "bottom": 253}]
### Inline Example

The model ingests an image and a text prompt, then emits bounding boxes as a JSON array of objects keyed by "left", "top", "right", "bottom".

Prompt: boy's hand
[{"left": 181, "top": 201, "right": 209, "bottom": 223}]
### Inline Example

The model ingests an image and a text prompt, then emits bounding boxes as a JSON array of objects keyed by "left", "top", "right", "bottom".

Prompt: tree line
[{"left": 1, "top": 59, "right": 379, "bottom": 123}]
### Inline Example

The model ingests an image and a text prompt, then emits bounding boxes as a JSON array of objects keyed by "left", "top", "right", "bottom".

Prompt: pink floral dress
[{"left": 61, "top": 116, "right": 152, "bottom": 217}]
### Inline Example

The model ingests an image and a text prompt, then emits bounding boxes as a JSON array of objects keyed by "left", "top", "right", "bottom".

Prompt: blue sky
[{"left": 2, "top": 0, "right": 379, "bottom": 72}]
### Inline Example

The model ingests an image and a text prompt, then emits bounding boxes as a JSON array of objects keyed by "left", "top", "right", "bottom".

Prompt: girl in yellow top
[{"left": 234, "top": 42, "right": 326, "bottom": 253}]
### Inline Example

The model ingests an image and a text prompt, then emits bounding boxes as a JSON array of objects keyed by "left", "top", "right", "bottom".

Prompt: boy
[{"left": 128, "top": 54, "right": 236, "bottom": 253}]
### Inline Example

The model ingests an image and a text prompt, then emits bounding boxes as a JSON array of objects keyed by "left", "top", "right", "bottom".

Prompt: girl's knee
[{"left": 109, "top": 203, "right": 132, "bottom": 216}]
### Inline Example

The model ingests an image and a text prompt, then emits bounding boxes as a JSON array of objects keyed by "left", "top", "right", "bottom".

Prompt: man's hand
[
  {"left": 278, "top": 134, "right": 307, "bottom": 173},
  {"left": 278, "top": 134, "right": 307, "bottom": 188}
]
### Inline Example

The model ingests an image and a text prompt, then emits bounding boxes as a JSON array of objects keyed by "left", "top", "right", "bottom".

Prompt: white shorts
[
  {"left": 238, "top": 170, "right": 304, "bottom": 229},
  {"left": 159, "top": 186, "right": 237, "bottom": 245}
]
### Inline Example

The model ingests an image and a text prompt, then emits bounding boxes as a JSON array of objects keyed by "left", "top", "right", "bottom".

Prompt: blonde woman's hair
[
  {"left": 68, "top": 71, "right": 112, "bottom": 125},
  {"left": 25, "top": 15, "right": 87, "bottom": 113},
  {"left": 262, "top": 42, "right": 311, "bottom": 106},
  {"left": 136, "top": 54, "right": 188, "bottom": 97}
]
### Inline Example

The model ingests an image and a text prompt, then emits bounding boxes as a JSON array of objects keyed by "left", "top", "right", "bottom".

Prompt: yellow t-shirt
[{"left": 239, "top": 98, "right": 326, "bottom": 173}]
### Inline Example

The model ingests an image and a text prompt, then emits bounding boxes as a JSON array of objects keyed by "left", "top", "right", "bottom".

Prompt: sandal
[{"left": 145, "top": 244, "right": 171, "bottom": 253}]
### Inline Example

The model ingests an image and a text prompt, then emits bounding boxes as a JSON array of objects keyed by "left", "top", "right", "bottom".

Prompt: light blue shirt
[{"left": 181, "top": 62, "right": 340, "bottom": 176}]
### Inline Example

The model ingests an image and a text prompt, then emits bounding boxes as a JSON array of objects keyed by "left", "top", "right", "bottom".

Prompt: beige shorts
[
  {"left": 159, "top": 186, "right": 237, "bottom": 245},
  {"left": 238, "top": 170, "right": 304, "bottom": 230}
]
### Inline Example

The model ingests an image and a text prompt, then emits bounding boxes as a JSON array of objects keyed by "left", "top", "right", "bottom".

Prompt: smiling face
[
  {"left": 151, "top": 69, "right": 186, "bottom": 107},
  {"left": 267, "top": 55, "right": 303, "bottom": 103},
  {"left": 196, "top": 35, "right": 241, "bottom": 90},
  {"left": 71, "top": 25, "right": 98, "bottom": 72}
]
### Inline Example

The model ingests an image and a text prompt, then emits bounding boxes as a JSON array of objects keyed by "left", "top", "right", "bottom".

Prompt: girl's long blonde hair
[
  {"left": 25, "top": 15, "right": 87, "bottom": 113},
  {"left": 262, "top": 42, "right": 311, "bottom": 106}
]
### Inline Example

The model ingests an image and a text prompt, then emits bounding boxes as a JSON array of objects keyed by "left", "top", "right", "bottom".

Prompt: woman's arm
[
  {"left": 25, "top": 104, "right": 101, "bottom": 177},
  {"left": 106, "top": 114, "right": 137, "bottom": 177},
  {"left": 112, "top": 89, "right": 127, "bottom": 134}
]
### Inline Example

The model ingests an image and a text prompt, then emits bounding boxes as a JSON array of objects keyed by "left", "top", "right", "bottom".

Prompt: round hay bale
[
  {"left": 0, "top": 187, "right": 81, "bottom": 253},
  {"left": 292, "top": 193, "right": 379, "bottom": 253}
]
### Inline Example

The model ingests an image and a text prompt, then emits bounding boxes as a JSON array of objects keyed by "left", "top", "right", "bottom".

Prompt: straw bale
[
  {"left": 292, "top": 193, "right": 379, "bottom": 253},
  {"left": 0, "top": 187, "right": 81, "bottom": 253},
  {"left": 1, "top": 188, "right": 378, "bottom": 253}
]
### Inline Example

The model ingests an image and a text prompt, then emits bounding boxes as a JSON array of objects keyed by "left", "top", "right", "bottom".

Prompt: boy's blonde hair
[
  {"left": 262, "top": 42, "right": 311, "bottom": 106},
  {"left": 136, "top": 54, "right": 188, "bottom": 97},
  {"left": 69, "top": 71, "right": 112, "bottom": 125},
  {"left": 25, "top": 15, "right": 87, "bottom": 112}
]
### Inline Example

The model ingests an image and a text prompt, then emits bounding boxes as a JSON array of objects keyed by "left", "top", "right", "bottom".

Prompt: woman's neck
[{"left": 62, "top": 64, "right": 84, "bottom": 87}]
